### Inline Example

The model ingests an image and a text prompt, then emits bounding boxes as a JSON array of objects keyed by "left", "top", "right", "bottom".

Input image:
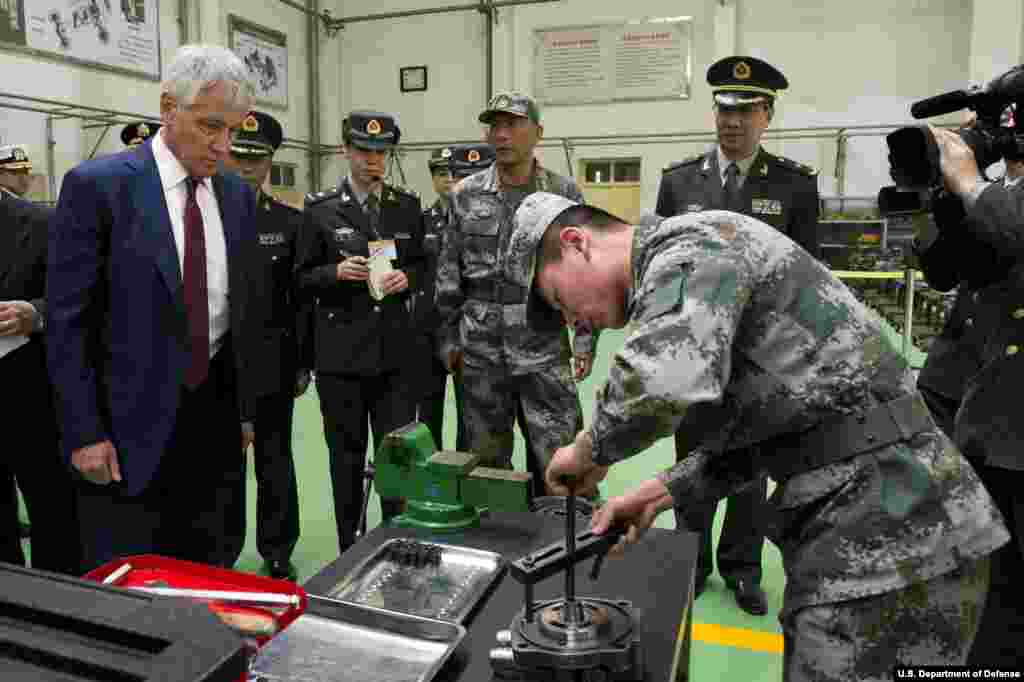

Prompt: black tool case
[{"left": 0, "top": 562, "right": 246, "bottom": 681}]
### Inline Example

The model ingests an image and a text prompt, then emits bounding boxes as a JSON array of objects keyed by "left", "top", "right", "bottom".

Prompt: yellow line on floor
[{"left": 693, "top": 622, "right": 784, "bottom": 654}]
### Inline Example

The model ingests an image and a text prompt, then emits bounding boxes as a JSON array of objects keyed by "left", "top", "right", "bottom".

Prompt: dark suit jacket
[
  {"left": 918, "top": 182, "right": 1024, "bottom": 471},
  {"left": 0, "top": 194, "right": 53, "bottom": 395},
  {"left": 244, "top": 192, "right": 312, "bottom": 401},
  {"left": 296, "top": 180, "right": 425, "bottom": 376},
  {"left": 46, "top": 141, "right": 259, "bottom": 496},
  {"left": 656, "top": 147, "right": 821, "bottom": 258}
]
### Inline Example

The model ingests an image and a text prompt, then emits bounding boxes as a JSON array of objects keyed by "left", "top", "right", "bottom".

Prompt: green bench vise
[{"left": 375, "top": 422, "right": 533, "bottom": 532}]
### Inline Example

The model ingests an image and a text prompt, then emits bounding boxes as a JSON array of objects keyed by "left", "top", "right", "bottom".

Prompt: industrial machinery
[
  {"left": 374, "top": 422, "right": 533, "bottom": 531},
  {"left": 490, "top": 492, "right": 644, "bottom": 682}
]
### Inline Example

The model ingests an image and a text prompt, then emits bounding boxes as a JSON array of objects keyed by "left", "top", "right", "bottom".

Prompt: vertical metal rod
[
  {"left": 178, "top": 0, "right": 189, "bottom": 42},
  {"left": 86, "top": 125, "right": 111, "bottom": 160},
  {"left": 903, "top": 269, "right": 915, "bottom": 359},
  {"left": 564, "top": 492, "right": 576, "bottom": 622},
  {"left": 835, "top": 129, "right": 847, "bottom": 199},
  {"left": 307, "top": 0, "right": 322, "bottom": 192},
  {"left": 524, "top": 582, "right": 534, "bottom": 622},
  {"left": 45, "top": 116, "right": 56, "bottom": 201},
  {"left": 484, "top": 2, "right": 494, "bottom": 103}
]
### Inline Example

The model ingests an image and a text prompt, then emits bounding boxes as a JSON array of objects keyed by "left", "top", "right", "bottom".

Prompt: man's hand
[
  {"left": 590, "top": 478, "right": 675, "bottom": 557},
  {"left": 379, "top": 270, "right": 409, "bottom": 296},
  {"left": 71, "top": 440, "right": 121, "bottom": 485},
  {"left": 242, "top": 421, "right": 255, "bottom": 453},
  {"left": 545, "top": 432, "right": 608, "bottom": 497},
  {"left": 930, "top": 125, "right": 984, "bottom": 198},
  {"left": 295, "top": 369, "right": 312, "bottom": 397},
  {"left": 445, "top": 348, "right": 464, "bottom": 375},
  {"left": 0, "top": 301, "right": 39, "bottom": 337},
  {"left": 572, "top": 352, "right": 593, "bottom": 381},
  {"left": 337, "top": 256, "right": 370, "bottom": 282}
]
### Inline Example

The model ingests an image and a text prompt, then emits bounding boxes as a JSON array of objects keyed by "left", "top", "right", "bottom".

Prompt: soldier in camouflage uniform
[
  {"left": 435, "top": 92, "right": 596, "bottom": 495},
  {"left": 507, "top": 192, "right": 1008, "bottom": 680}
]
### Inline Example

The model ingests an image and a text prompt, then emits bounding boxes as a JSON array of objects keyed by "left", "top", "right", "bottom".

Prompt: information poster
[
  {"left": 0, "top": 0, "right": 162, "bottom": 79},
  {"left": 229, "top": 15, "right": 288, "bottom": 110},
  {"left": 533, "top": 18, "right": 692, "bottom": 106}
]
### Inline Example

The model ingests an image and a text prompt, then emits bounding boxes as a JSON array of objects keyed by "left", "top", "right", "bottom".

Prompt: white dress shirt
[
  {"left": 151, "top": 130, "right": 230, "bottom": 357},
  {"left": 717, "top": 146, "right": 759, "bottom": 190}
]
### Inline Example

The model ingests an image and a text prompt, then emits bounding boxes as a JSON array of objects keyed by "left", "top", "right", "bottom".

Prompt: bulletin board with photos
[
  {"left": 532, "top": 17, "right": 693, "bottom": 106},
  {"left": 228, "top": 14, "right": 288, "bottom": 110}
]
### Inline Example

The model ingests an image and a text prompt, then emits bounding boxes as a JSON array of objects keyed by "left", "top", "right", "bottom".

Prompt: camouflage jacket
[
  {"left": 588, "top": 211, "right": 1008, "bottom": 614},
  {"left": 435, "top": 160, "right": 597, "bottom": 372}
]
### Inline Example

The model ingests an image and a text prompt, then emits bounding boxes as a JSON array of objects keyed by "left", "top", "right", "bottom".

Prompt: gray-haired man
[{"left": 48, "top": 44, "right": 260, "bottom": 570}]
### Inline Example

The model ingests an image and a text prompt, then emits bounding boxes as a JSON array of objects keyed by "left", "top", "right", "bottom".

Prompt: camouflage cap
[
  {"left": 428, "top": 146, "right": 454, "bottom": 171},
  {"left": 507, "top": 192, "right": 580, "bottom": 296},
  {"left": 479, "top": 91, "right": 541, "bottom": 125}
]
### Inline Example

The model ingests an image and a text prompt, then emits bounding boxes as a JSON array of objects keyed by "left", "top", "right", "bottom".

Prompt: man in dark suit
[
  {"left": 655, "top": 56, "right": 821, "bottom": 616},
  {"left": 296, "top": 111, "right": 425, "bottom": 554},
  {"left": 47, "top": 45, "right": 259, "bottom": 571},
  {"left": 222, "top": 111, "right": 312, "bottom": 581},
  {"left": 0, "top": 191, "right": 80, "bottom": 575},
  {"left": 921, "top": 125, "right": 1024, "bottom": 666}
]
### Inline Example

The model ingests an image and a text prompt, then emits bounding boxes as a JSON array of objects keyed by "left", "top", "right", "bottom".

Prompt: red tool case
[{"left": 85, "top": 554, "right": 307, "bottom": 680}]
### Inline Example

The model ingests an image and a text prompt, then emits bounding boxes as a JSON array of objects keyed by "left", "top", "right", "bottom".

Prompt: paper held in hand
[{"left": 367, "top": 240, "right": 397, "bottom": 301}]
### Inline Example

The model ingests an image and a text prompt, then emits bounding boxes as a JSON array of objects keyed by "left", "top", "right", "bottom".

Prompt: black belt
[
  {"left": 465, "top": 279, "right": 529, "bottom": 305},
  {"left": 759, "top": 393, "right": 936, "bottom": 481}
]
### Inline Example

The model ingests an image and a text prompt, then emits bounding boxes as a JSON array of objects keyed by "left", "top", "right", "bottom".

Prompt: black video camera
[{"left": 878, "top": 64, "right": 1024, "bottom": 216}]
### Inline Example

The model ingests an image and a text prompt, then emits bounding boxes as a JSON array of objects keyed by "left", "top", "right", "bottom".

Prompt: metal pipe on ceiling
[{"left": 307, "top": 0, "right": 322, "bottom": 191}]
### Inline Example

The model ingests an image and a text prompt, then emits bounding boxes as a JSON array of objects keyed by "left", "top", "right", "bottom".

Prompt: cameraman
[{"left": 923, "top": 124, "right": 1024, "bottom": 666}]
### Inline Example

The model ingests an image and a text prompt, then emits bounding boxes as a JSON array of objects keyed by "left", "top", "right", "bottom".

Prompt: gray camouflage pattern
[
  {"left": 782, "top": 556, "right": 989, "bottom": 681},
  {"left": 577, "top": 210, "right": 1007, "bottom": 614},
  {"left": 461, "top": 362, "right": 582, "bottom": 474},
  {"left": 435, "top": 161, "right": 596, "bottom": 372}
]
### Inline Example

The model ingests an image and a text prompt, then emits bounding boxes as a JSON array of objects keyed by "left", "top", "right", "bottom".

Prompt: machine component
[
  {"left": 375, "top": 422, "right": 532, "bottom": 531},
  {"left": 531, "top": 495, "right": 598, "bottom": 523},
  {"left": 0, "top": 562, "right": 247, "bottom": 681},
  {"left": 491, "top": 493, "right": 644, "bottom": 681},
  {"left": 248, "top": 595, "right": 465, "bottom": 682},
  {"left": 328, "top": 538, "right": 505, "bottom": 624}
]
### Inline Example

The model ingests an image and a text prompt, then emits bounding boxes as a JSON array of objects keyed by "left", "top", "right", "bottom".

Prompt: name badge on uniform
[
  {"left": 334, "top": 227, "right": 355, "bottom": 241},
  {"left": 686, "top": 203, "right": 704, "bottom": 213},
  {"left": 259, "top": 232, "right": 286, "bottom": 246},
  {"left": 752, "top": 198, "right": 783, "bottom": 215},
  {"left": 368, "top": 239, "right": 398, "bottom": 260}
]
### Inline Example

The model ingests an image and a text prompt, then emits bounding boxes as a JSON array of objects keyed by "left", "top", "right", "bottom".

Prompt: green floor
[{"left": 231, "top": 326, "right": 787, "bottom": 681}]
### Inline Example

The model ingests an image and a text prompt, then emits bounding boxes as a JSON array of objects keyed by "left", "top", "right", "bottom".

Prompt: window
[
  {"left": 582, "top": 158, "right": 641, "bottom": 184},
  {"left": 270, "top": 163, "right": 296, "bottom": 188}
]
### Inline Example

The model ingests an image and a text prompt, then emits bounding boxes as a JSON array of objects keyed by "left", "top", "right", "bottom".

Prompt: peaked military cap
[
  {"left": 232, "top": 111, "right": 283, "bottom": 157},
  {"left": 343, "top": 110, "right": 401, "bottom": 151},
  {"left": 120, "top": 121, "right": 161, "bottom": 147},
  {"left": 707, "top": 56, "right": 788, "bottom": 106},
  {"left": 428, "top": 146, "right": 454, "bottom": 171},
  {"left": 479, "top": 91, "right": 541, "bottom": 125},
  {"left": 451, "top": 143, "right": 496, "bottom": 178},
  {"left": 0, "top": 144, "right": 32, "bottom": 171}
]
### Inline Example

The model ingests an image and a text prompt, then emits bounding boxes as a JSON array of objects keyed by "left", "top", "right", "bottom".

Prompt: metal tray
[
  {"left": 327, "top": 539, "right": 505, "bottom": 624},
  {"left": 248, "top": 596, "right": 465, "bottom": 682}
]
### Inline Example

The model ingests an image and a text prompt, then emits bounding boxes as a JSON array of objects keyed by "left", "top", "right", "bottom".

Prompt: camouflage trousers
[
  {"left": 461, "top": 362, "right": 582, "bottom": 495},
  {"left": 781, "top": 556, "right": 990, "bottom": 681}
]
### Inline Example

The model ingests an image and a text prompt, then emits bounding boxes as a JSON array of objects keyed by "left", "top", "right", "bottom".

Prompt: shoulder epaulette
[
  {"left": 771, "top": 155, "right": 818, "bottom": 177},
  {"left": 662, "top": 154, "right": 703, "bottom": 174},
  {"left": 304, "top": 186, "right": 340, "bottom": 206}
]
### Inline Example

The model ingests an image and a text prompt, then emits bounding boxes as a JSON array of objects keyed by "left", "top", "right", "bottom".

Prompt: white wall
[
  {"left": 331, "top": 0, "right": 1024, "bottom": 209},
  {"left": 0, "top": 0, "right": 343, "bottom": 200}
]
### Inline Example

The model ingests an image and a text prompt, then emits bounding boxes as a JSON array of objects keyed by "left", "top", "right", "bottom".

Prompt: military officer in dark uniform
[
  {"left": 413, "top": 146, "right": 458, "bottom": 450},
  {"left": 222, "top": 111, "right": 311, "bottom": 580},
  {"left": 1, "top": 186, "right": 81, "bottom": 575},
  {"left": 120, "top": 121, "right": 161, "bottom": 148},
  {"left": 0, "top": 145, "right": 35, "bottom": 198},
  {"left": 656, "top": 56, "right": 821, "bottom": 616},
  {"left": 296, "top": 111, "right": 425, "bottom": 554}
]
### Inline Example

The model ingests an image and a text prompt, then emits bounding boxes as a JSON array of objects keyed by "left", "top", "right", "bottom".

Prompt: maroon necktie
[{"left": 183, "top": 177, "right": 210, "bottom": 388}]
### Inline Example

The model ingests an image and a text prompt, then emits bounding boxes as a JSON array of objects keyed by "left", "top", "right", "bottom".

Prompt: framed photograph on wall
[
  {"left": 228, "top": 14, "right": 288, "bottom": 109},
  {"left": 400, "top": 65, "right": 428, "bottom": 93}
]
